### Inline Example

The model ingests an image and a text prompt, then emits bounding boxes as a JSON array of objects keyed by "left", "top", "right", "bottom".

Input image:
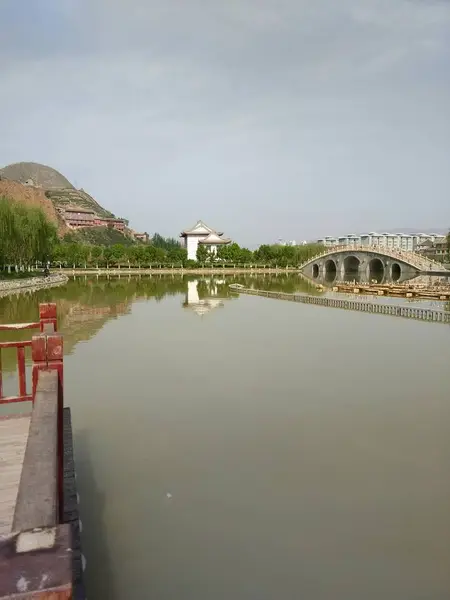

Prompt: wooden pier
[
  {"left": 0, "top": 304, "right": 85, "bottom": 599},
  {"left": 323, "top": 282, "right": 450, "bottom": 301},
  {"left": 229, "top": 285, "right": 450, "bottom": 324}
]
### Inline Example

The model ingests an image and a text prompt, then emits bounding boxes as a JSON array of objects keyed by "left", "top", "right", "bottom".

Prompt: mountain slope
[
  {"left": 0, "top": 179, "right": 68, "bottom": 234},
  {"left": 45, "top": 188, "right": 114, "bottom": 218}
]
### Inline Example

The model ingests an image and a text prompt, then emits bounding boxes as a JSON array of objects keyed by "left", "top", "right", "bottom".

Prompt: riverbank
[
  {"left": 0, "top": 273, "right": 68, "bottom": 298},
  {"left": 51, "top": 267, "right": 299, "bottom": 276}
]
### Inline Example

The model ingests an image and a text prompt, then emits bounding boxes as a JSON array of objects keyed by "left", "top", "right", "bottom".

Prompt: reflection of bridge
[{"left": 300, "top": 245, "right": 448, "bottom": 284}]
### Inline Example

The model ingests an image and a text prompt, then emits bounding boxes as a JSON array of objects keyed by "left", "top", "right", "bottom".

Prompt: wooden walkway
[{"left": 0, "top": 415, "right": 30, "bottom": 536}]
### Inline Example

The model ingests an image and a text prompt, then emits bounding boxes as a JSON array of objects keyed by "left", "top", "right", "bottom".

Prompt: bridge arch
[
  {"left": 391, "top": 262, "right": 401, "bottom": 282},
  {"left": 343, "top": 255, "right": 360, "bottom": 280},
  {"left": 312, "top": 263, "right": 319, "bottom": 279},
  {"left": 324, "top": 259, "right": 337, "bottom": 283},
  {"left": 368, "top": 257, "right": 384, "bottom": 283}
]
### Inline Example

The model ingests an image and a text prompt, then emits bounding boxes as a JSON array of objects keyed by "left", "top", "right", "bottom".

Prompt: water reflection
[
  {"left": 183, "top": 279, "right": 235, "bottom": 316},
  {"left": 0, "top": 274, "right": 318, "bottom": 374}
]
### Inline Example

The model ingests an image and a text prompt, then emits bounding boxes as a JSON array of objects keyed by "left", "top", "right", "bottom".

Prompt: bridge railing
[{"left": 298, "top": 245, "right": 444, "bottom": 271}]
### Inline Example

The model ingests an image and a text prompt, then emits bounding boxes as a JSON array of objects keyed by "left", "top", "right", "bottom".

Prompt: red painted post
[
  {"left": 32, "top": 304, "right": 65, "bottom": 523},
  {"left": 48, "top": 333, "right": 64, "bottom": 523},
  {"left": 39, "top": 302, "right": 57, "bottom": 333},
  {"left": 31, "top": 334, "right": 47, "bottom": 399},
  {"left": 17, "top": 346, "right": 27, "bottom": 397}
]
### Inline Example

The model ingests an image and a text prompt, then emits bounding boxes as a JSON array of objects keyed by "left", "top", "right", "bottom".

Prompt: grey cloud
[{"left": 1, "top": 0, "right": 449, "bottom": 244}]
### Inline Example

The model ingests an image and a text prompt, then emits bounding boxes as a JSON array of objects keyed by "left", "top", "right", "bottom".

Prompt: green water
[{"left": 1, "top": 275, "right": 450, "bottom": 600}]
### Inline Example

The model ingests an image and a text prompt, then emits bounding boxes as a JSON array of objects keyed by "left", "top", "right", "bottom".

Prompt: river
[{"left": 1, "top": 274, "right": 450, "bottom": 600}]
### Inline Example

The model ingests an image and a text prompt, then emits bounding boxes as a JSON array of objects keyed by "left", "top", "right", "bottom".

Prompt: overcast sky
[{"left": 1, "top": 0, "right": 449, "bottom": 245}]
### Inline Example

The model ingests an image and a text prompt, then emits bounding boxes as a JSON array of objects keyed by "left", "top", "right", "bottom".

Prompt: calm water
[{"left": 1, "top": 274, "right": 450, "bottom": 600}]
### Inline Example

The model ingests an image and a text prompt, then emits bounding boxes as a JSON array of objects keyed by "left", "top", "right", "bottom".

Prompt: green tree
[
  {"left": 196, "top": 244, "right": 209, "bottom": 263},
  {"left": 167, "top": 246, "right": 188, "bottom": 265},
  {"left": 90, "top": 245, "right": 103, "bottom": 268},
  {"left": 0, "top": 196, "right": 57, "bottom": 271}
]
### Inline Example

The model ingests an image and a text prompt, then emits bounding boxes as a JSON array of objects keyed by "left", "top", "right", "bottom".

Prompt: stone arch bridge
[{"left": 300, "top": 246, "right": 443, "bottom": 284}]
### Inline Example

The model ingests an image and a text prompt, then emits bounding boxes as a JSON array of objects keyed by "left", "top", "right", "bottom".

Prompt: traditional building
[
  {"left": 133, "top": 232, "right": 150, "bottom": 243},
  {"left": 61, "top": 208, "right": 96, "bottom": 228},
  {"left": 94, "top": 217, "right": 126, "bottom": 231},
  {"left": 180, "top": 220, "right": 231, "bottom": 260}
]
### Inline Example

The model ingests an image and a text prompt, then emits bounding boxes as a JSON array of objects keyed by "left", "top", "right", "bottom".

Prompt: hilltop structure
[
  {"left": 180, "top": 220, "right": 231, "bottom": 260},
  {"left": 0, "top": 161, "right": 147, "bottom": 242}
]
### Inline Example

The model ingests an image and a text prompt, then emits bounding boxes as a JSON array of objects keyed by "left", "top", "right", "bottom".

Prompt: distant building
[
  {"left": 133, "top": 231, "right": 150, "bottom": 243},
  {"left": 60, "top": 207, "right": 126, "bottom": 231},
  {"left": 317, "top": 232, "right": 445, "bottom": 252},
  {"left": 97, "top": 217, "right": 126, "bottom": 232},
  {"left": 276, "top": 239, "right": 297, "bottom": 246},
  {"left": 62, "top": 208, "right": 96, "bottom": 228},
  {"left": 180, "top": 220, "right": 231, "bottom": 260},
  {"left": 416, "top": 237, "right": 448, "bottom": 259}
]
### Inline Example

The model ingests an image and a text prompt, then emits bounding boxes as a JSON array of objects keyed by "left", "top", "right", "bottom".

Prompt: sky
[{"left": 1, "top": 0, "right": 449, "bottom": 246}]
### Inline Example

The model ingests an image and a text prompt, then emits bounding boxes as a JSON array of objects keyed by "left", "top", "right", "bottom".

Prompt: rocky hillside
[
  {"left": 64, "top": 226, "right": 136, "bottom": 246},
  {"left": 0, "top": 161, "right": 133, "bottom": 244},
  {"left": 0, "top": 179, "right": 68, "bottom": 235},
  {"left": 45, "top": 188, "right": 114, "bottom": 218},
  {"left": 0, "top": 162, "right": 74, "bottom": 189}
]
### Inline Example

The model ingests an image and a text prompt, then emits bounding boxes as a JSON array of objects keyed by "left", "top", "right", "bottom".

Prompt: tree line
[
  {"left": 0, "top": 195, "right": 325, "bottom": 271},
  {"left": 51, "top": 240, "right": 324, "bottom": 268},
  {"left": 0, "top": 196, "right": 57, "bottom": 271}
]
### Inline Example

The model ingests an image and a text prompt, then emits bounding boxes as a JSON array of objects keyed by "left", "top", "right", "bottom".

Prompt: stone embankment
[
  {"left": 52, "top": 267, "right": 298, "bottom": 276},
  {"left": 229, "top": 285, "right": 450, "bottom": 325},
  {"left": 0, "top": 273, "right": 68, "bottom": 298}
]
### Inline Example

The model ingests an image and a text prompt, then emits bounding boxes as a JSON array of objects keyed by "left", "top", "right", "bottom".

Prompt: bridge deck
[{"left": 0, "top": 414, "right": 30, "bottom": 535}]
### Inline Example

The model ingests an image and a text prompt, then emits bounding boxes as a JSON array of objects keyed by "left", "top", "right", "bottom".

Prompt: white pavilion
[{"left": 180, "top": 220, "right": 231, "bottom": 261}]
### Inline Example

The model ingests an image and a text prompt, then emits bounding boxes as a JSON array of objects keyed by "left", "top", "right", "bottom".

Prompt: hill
[
  {"left": 0, "top": 162, "right": 74, "bottom": 189},
  {"left": 0, "top": 179, "right": 68, "bottom": 234},
  {"left": 45, "top": 188, "right": 114, "bottom": 218},
  {"left": 64, "top": 227, "right": 136, "bottom": 246},
  {"left": 0, "top": 161, "right": 134, "bottom": 245},
  {"left": 0, "top": 161, "right": 115, "bottom": 220}
]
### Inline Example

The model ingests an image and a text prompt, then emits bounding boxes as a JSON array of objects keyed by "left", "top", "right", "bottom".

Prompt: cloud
[{"left": 1, "top": 0, "right": 449, "bottom": 243}]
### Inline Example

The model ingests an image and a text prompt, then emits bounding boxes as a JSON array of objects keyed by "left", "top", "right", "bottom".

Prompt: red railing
[
  {"left": 0, "top": 303, "right": 58, "bottom": 405},
  {"left": 0, "top": 304, "right": 70, "bottom": 600}
]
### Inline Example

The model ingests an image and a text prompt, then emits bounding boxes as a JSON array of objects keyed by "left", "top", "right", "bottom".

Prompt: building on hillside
[
  {"left": 317, "top": 232, "right": 445, "bottom": 252},
  {"left": 133, "top": 232, "right": 150, "bottom": 243},
  {"left": 61, "top": 208, "right": 96, "bottom": 228},
  {"left": 59, "top": 207, "right": 127, "bottom": 232},
  {"left": 180, "top": 220, "right": 231, "bottom": 260},
  {"left": 94, "top": 217, "right": 126, "bottom": 232}
]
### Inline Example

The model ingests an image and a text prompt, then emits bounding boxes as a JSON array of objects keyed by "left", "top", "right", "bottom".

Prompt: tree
[
  {"left": 0, "top": 196, "right": 57, "bottom": 271},
  {"left": 90, "top": 245, "right": 103, "bottom": 268},
  {"left": 167, "top": 246, "right": 188, "bottom": 265},
  {"left": 196, "top": 244, "right": 209, "bottom": 263}
]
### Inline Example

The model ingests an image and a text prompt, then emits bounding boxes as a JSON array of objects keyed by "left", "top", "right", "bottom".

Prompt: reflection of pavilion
[{"left": 183, "top": 279, "right": 230, "bottom": 316}]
